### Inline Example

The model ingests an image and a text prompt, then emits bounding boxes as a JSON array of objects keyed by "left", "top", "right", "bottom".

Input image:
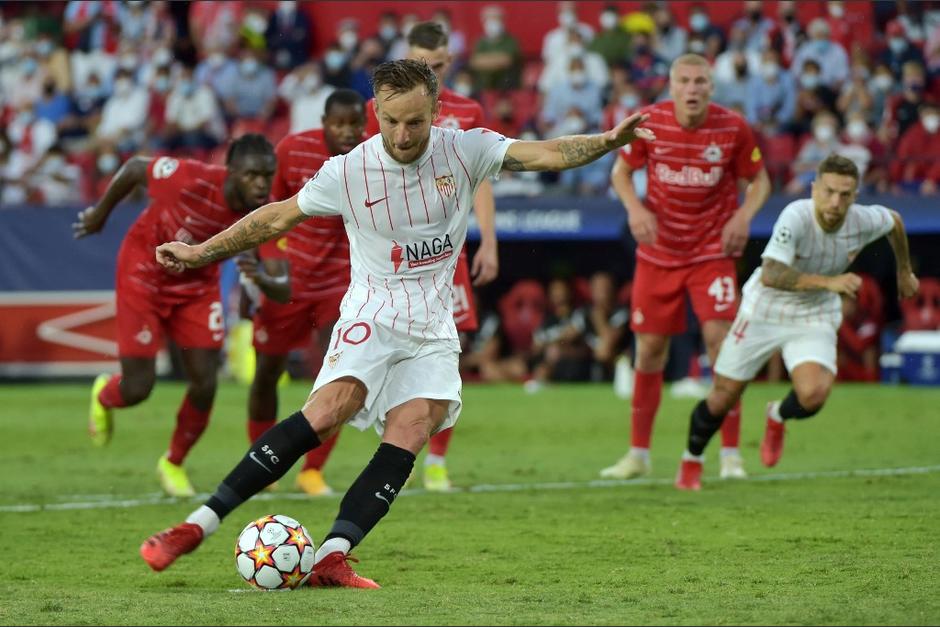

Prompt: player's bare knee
[
  {"left": 302, "top": 379, "right": 366, "bottom": 435},
  {"left": 795, "top": 383, "right": 830, "bottom": 412},
  {"left": 122, "top": 374, "right": 155, "bottom": 405},
  {"left": 706, "top": 389, "right": 735, "bottom": 416},
  {"left": 635, "top": 335, "right": 669, "bottom": 371}
]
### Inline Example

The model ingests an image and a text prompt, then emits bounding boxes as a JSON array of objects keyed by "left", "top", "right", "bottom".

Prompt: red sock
[
  {"left": 720, "top": 401, "right": 741, "bottom": 448},
  {"left": 166, "top": 395, "right": 211, "bottom": 466},
  {"left": 248, "top": 419, "right": 275, "bottom": 443},
  {"left": 428, "top": 426, "right": 454, "bottom": 457},
  {"left": 98, "top": 375, "right": 127, "bottom": 408},
  {"left": 630, "top": 370, "right": 663, "bottom": 449},
  {"left": 303, "top": 432, "right": 339, "bottom": 471}
]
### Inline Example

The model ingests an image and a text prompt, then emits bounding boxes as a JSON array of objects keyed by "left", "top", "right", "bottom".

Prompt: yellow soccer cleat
[
  {"left": 88, "top": 374, "right": 114, "bottom": 446},
  {"left": 295, "top": 468, "right": 333, "bottom": 496},
  {"left": 157, "top": 455, "right": 196, "bottom": 497},
  {"left": 599, "top": 450, "right": 651, "bottom": 479},
  {"left": 423, "top": 463, "right": 452, "bottom": 492}
]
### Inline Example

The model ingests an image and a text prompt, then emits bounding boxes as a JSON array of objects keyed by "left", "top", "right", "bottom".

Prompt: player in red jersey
[
  {"left": 600, "top": 54, "right": 771, "bottom": 482},
  {"left": 364, "top": 21, "right": 500, "bottom": 491},
  {"left": 72, "top": 135, "right": 276, "bottom": 497},
  {"left": 236, "top": 89, "right": 367, "bottom": 496}
]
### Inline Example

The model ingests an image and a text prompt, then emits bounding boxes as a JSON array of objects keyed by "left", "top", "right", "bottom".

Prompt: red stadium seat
[
  {"left": 617, "top": 281, "right": 633, "bottom": 308},
  {"left": 856, "top": 273, "right": 885, "bottom": 328},
  {"left": 498, "top": 280, "right": 546, "bottom": 353},
  {"left": 759, "top": 133, "right": 796, "bottom": 189},
  {"left": 901, "top": 277, "right": 940, "bottom": 331}
]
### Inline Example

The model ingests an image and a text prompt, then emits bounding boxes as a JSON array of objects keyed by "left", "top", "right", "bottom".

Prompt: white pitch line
[{"left": 3, "top": 464, "right": 940, "bottom": 514}]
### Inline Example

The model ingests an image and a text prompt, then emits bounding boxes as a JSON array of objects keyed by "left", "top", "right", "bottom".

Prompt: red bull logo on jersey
[
  {"left": 435, "top": 174, "right": 456, "bottom": 198},
  {"left": 654, "top": 163, "right": 723, "bottom": 187},
  {"left": 390, "top": 235, "right": 455, "bottom": 272}
]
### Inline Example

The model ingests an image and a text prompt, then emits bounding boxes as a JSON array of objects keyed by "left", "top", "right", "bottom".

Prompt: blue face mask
[{"left": 814, "top": 39, "right": 831, "bottom": 54}]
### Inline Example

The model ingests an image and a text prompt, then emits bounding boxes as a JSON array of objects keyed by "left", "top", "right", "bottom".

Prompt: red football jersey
[
  {"left": 365, "top": 87, "right": 485, "bottom": 136},
  {"left": 122, "top": 157, "right": 239, "bottom": 298},
  {"left": 620, "top": 101, "right": 764, "bottom": 268},
  {"left": 265, "top": 128, "right": 350, "bottom": 300}
]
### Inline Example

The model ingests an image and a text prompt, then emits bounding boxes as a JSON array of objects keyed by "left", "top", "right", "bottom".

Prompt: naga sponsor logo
[
  {"left": 391, "top": 235, "right": 454, "bottom": 272},
  {"left": 654, "top": 163, "right": 722, "bottom": 187}
]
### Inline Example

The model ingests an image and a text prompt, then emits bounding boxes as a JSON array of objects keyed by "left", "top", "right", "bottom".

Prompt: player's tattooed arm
[{"left": 761, "top": 259, "right": 835, "bottom": 292}]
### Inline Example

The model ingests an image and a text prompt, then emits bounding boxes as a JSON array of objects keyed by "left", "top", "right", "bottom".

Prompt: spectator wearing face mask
[
  {"left": 878, "top": 20, "right": 925, "bottom": 80},
  {"left": 541, "top": 2, "right": 594, "bottom": 65},
  {"left": 541, "top": 57, "right": 603, "bottom": 135},
  {"left": 188, "top": 1, "right": 243, "bottom": 58},
  {"left": 731, "top": 0, "right": 776, "bottom": 53},
  {"left": 163, "top": 64, "right": 225, "bottom": 152},
  {"left": 881, "top": 61, "right": 929, "bottom": 142},
  {"left": 347, "top": 37, "right": 388, "bottom": 101},
  {"left": 791, "top": 18, "right": 849, "bottom": 89},
  {"left": 626, "top": 31, "right": 668, "bottom": 103},
  {"left": 195, "top": 47, "right": 238, "bottom": 100},
  {"left": 95, "top": 68, "right": 149, "bottom": 152},
  {"left": 218, "top": 48, "right": 277, "bottom": 122},
  {"left": 26, "top": 143, "right": 81, "bottom": 205},
  {"left": 836, "top": 62, "right": 875, "bottom": 121},
  {"left": 469, "top": 5, "right": 522, "bottom": 90},
  {"left": 375, "top": 12, "right": 401, "bottom": 58},
  {"left": 322, "top": 43, "right": 352, "bottom": 88},
  {"left": 34, "top": 78, "right": 73, "bottom": 127},
  {"left": 745, "top": 49, "right": 796, "bottom": 136},
  {"left": 538, "top": 28, "right": 608, "bottom": 93},
  {"left": 602, "top": 67, "right": 644, "bottom": 131},
  {"left": 2, "top": 103, "right": 58, "bottom": 204},
  {"left": 867, "top": 62, "right": 898, "bottom": 127},
  {"left": 59, "top": 72, "right": 108, "bottom": 144},
  {"left": 841, "top": 111, "right": 887, "bottom": 192},
  {"left": 685, "top": 4, "right": 725, "bottom": 61},
  {"left": 714, "top": 51, "right": 752, "bottom": 112},
  {"left": 712, "top": 25, "right": 761, "bottom": 88},
  {"left": 278, "top": 62, "right": 336, "bottom": 133},
  {"left": 652, "top": 4, "right": 687, "bottom": 64},
  {"left": 785, "top": 111, "right": 848, "bottom": 194},
  {"left": 768, "top": 1, "right": 800, "bottom": 68},
  {"left": 145, "top": 64, "right": 172, "bottom": 148},
  {"left": 33, "top": 34, "right": 71, "bottom": 93},
  {"left": 892, "top": 101, "right": 940, "bottom": 195},
  {"left": 589, "top": 5, "right": 631, "bottom": 68},
  {"left": 790, "top": 59, "right": 838, "bottom": 136},
  {"left": 265, "top": 1, "right": 312, "bottom": 70}
]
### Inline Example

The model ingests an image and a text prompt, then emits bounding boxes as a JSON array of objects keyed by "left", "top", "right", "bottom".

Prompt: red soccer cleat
[
  {"left": 308, "top": 552, "right": 381, "bottom": 589},
  {"left": 140, "top": 522, "right": 204, "bottom": 572},
  {"left": 761, "top": 408, "right": 786, "bottom": 468},
  {"left": 675, "top": 459, "right": 703, "bottom": 491}
]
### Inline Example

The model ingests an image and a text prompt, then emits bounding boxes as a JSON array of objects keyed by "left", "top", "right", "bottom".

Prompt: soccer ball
[{"left": 235, "top": 514, "right": 315, "bottom": 590}]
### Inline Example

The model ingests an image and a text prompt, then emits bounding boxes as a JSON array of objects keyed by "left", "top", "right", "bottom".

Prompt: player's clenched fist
[
  {"left": 156, "top": 242, "right": 204, "bottom": 273},
  {"left": 826, "top": 272, "right": 862, "bottom": 297}
]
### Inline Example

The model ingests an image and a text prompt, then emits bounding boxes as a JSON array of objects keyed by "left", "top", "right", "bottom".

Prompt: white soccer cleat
[
  {"left": 719, "top": 453, "right": 748, "bottom": 479},
  {"left": 599, "top": 450, "right": 651, "bottom": 479}
]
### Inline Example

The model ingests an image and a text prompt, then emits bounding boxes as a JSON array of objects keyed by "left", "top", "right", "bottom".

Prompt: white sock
[
  {"left": 720, "top": 447, "right": 739, "bottom": 458},
  {"left": 768, "top": 401, "right": 784, "bottom": 423},
  {"left": 682, "top": 450, "right": 704, "bottom": 463},
  {"left": 629, "top": 447, "right": 650, "bottom": 461},
  {"left": 185, "top": 505, "right": 220, "bottom": 536},
  {"left": 424, "top": 453, "right": 446, "bottom": 466},
  {"left": 315, "top": 537, "right": 351, "bottom": 564}
]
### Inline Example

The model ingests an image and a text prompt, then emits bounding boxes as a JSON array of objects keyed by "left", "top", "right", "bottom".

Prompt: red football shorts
[
  {"left": 630, "top": 257, "right": 739, "bottom": 335},
  {"left": 115, "top": 286, "right": 224, "bottom": 358},
  {"left": 252, "top": 289, "right": 345, "bottom": 355},
  {"left": 452, "top": 247, "right": 479, "bottom": 333}
]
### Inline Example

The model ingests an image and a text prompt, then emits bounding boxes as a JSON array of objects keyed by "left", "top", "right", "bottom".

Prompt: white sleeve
[
  {"left": 857, "top": 204, "right": 895, "bottom": 246},
  {"left": 457, "top": 128, "right": 517, "bottom": 182},
  {"left": 297, "top": 155, "right": 342, "bottom": 217},
  {"left": 761, "top": 205, "right": 804, "bottom": 266}
]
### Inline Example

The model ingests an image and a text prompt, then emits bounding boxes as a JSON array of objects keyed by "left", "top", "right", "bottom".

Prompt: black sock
[
  {"left": 687, "top": 400, "right": 727, "bottom": 457},
  {"left": 323, "top": 443, "right": 415, "bottom": 549},
  {"left": 206, "top": 411, "right": 320, "bottom": 520},
  {"left": 778, "top": 389, "right": 820, "bottom": 420}
]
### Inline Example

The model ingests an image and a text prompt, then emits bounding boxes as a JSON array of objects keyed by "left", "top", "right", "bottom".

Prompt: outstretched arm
[
  {"left": 887, "top": 210, "right": 919, "bottom": 298},
  {"left": 155, "top": 195, "right": 307, "bottom": 273},
  {"left": 73, "top": 156, "right": 149, "bottom": 238},
  {"left": 501, "top": 112, "right": 655, "bottom": 172},
  {"left": 471, "top": 178, "right": 498, "bottom": 286},
  {"left": 761, "top": 258, "right": 862, "bottom": 297}
]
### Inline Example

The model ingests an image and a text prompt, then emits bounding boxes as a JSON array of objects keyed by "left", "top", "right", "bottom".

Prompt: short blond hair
[{"left": 670, "top": 53, "right": 711, "bottom": 80}]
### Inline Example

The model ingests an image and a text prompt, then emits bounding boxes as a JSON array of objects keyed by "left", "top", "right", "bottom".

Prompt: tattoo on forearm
[
  {"left": 557, "top": 134, "right": 610, "bottom": 168},
  {"left": 502, "top": 154, "right": 526, "bottom": 171},
  {"left": 762, "top": 259, "right": 802, "bottom": 290},
  {"left": 199, "top": 216, "right": 279, "bottom": 265}
]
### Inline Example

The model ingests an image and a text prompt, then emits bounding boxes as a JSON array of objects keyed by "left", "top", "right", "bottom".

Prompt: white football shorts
[{"left": 311, "top": 318, "right": 462, "bottom": 435}]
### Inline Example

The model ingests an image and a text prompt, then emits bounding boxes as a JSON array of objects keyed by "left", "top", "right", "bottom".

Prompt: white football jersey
[
  {"left": 739, "top": 198, "right": 894, "bottom": 326},
  {"left": 298, "top": 126, "right": 515, "bottom": 340}
]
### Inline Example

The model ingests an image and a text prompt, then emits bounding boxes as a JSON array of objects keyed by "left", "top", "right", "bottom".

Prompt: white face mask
[
  {"left": 690, "top": 13, "right": 709, "bottom": 32},
  {"left": 240, "top": 58, "right": 259, "bottom": 75},
  {"left": 600, "top": 12, "right": 618, "bottom": 30},
  {"left": 760, "top": 62, "right": 779, "bottom": 81},
  {"left": 278, "top": 1, "right": 296, "bottom": 14},
  {"left": 801, "top": 74, "right": 820, "bottom": 90},
  {"left": 324, "top": 50, "right": 346, "bottom": 72},
  {"left": 484, "top": 19, "right": 503, "bottom": 38},
  {"left": 244, "top": 13, "right": 268, "bottom": 34},
  {"left": 888, "top": 37, "right": 907, "bottom": 54},
  {"left": 829, "top": 3, "right": 845, "bottom": 18},
  {"left": 98, "top": 153, "right": 119, "bottom": 174},
  {"left": 562, "top": 114, "right": 586, "bottom": 134},
  {"left": 814, "top": 124, "right": 835, "bottom": 142},
  {"left": 379, "top": 24, "right": 397, "bottom": 41},
  {"left": 689, "top": 39, "right": 706, "bottom": 54},
  {"left": 302, "top": 73, "right": 321, "bottom": 92},
  {"left": 846, "top": 120, "right": 869, "bottom": 141},
  {"left": 620, "top": 93, "right": 639, "bottom": 109},
  {"left": 872, "top": 74, "right": 893, "bottom": 92},
  {"left": 924, "top": 115, "right": 940, "bottom": 133},
  {"left": 569, "top": 70, "right": 586, "bottom": 86},
  {"left": 207, "top": 52, "right": 225, "bottom": 68},
  {"left": 568, "top": 43, "right": 584, "bottom": 57},
  {"left": 152, "top": 47, "right": 172, "bottom": 67},
  {"left": 114, "top": 78, "right": 132, "bottom": 96},
  {"left": 339, "top": 30, "right": 358, "bottom": 51},
  {"left": 453, "top": 82, "right": 473, "bottom": 97},
  {"left": 559, "top": 11, "right": 576, "bottom": 27}
]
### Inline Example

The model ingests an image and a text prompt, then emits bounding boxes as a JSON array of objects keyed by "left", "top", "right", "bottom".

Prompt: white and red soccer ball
[{"left": 235, "top": 514, "right": 315, "bottom": 590}]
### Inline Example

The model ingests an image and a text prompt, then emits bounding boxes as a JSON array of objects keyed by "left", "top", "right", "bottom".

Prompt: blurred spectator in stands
[
  {"left": 34, "top": 34, "right": 71, "bottom": 93},
  {"left": 219, "top": 48, "right": 277, "bottom": 122},
  {"left": 823, "top": 1, "right": 854, "bottom": 56},
  {"left": 490, "top": 131, "right": 546, "bottom": 198},
  {"left": 469, "top": 5, "right": 522, "bottom": 91},
  {"left": 539, "top": 28, "right": 608, "bottom": 93},
  {"left": 926, "top": 19, "right": 940, "bottom": 75},
  {"left": 189, "top": 1, "right": 243, "bottom": 57},
  {"left": 542, "top": 2, "right": 594, "bottom": 65},
  {"left": 91, "top": 144, "right": 121, "bottom": 198},
  {"left": 770, "top": 0, "right": 801, "bottom": 67},
  {"left": 94, "top": 68, "right": 149, "bottom": 152},
  {"left": 450, "top": 69, "right": 476, "bottom": 99},
  {"left": 279, "top": 62, "right": 335, "bottom": 133},
  {"left": 240, "top": 7, "right": 270, "bottom": 52},
  {"left": 144, "top": 63, "right": 172, "bottom": 149},
  {"left": 433, "top": 9, "right": 467, "bottom": 67},
  {"left": 622, "top": 2, "right": 656, "bottom": 36},
  {"left": 265, "top": 1, "right": 312, "bottom": 71},
  {"left": 896, "top": 0, "right": 928, "bottom": 49},
  {"left": 652, "top": 3, "right": 687, "bottom": 64},
  {"left": 602, "top": 67, "right": 643, "bottom": 131},
  {"left": 335, "top": 18, "right": 361, "bottom": 58},
  {"left": 879, "top": 19, "right": 925, "bottom": 80},
  {"left": 686, "top": 4, "right": 725, "bottom": 61},
  {"left": 791, "top": 18, "right": 849, "bottom": 89},
  {"left": 374, "top": 11, "right": 400, "bottom": 58},
  {"left": 838, "top": 294, "right": 880, "bottom": 382},
  {"left": 2, "top": 102, "right": 57, "bottom": 204},
  {"left": 195, "top": 46, "right": 237, "bottom": 100},
  {"left": 571, "top": 272, "right": 629, "bottom": 381},
  {"left": 460, "top": 311, "right": 531, "bottom": 383},
  {"left": 486, "top": 93, "right": 520, "bottom": 138},
  {"left": 842, "top": 110, "right": 887, "bottom": 192},
  {"left": 322, "top": 43, "right": 352, "bottom": 88},
  {"left": 745, "top": 48, "right": 796, "bottom": 136},
  {"left": 713, "top": 25, "right": 760, "bottom": 87},
  {"left": 588, "top": 5, "right": 631, "bottom": 68},
  {"left": 542, "top": 56, "right": 602, "bottom": 135},
  {"left": 529, "top": 278, "right": 592, "bottom": 387},
  {"left": 714, "top": 51, "right": 752, "bottom": 112},
  {"left": 0, "top": 132, "right": 14, "bottom": 205},
  {"left": 837, "top": 61, "right": 875, "bottom": 121},
  {"left": 731, "top": 0, "right": 775, "bottom": 53},
  {"left": 892, "top": 101, "right": 940, "bottom": 195},
  {"left": 34, "top": 76, "right": 72, "bottom": 129},
  {"left": 347, "top": 37, "right": 387, "bottom": 100},
  {"left": 387, "top": 13, "right": 417, "bottom": 61},
  {"left": 26, "top": 143, "right": 81, "bottom": 205},
  {"left": 58, "top": 70, "right": 107, "bottom": 147},
  {"left": 867, "top": 61, "right": 898, "bottom": 126},
  {"left": 10, "top": 51, "right": 45, "bottom": 110},
  {"left": 162, "top": 64, "right": 225, "bottom": 153},
  {"left": 786, "top": 110, "right": 848, "bottom": 194},
  {"left": 790, "top": 58, "right": 838, "bottom": 136},
  {"left": 120, "top": 0, "right": 176, "bottom": 54},
  {"left": 881, "top": 61, "right": 929, "bottom": 142},
  {"left": 64, "top": 0, "right": 120, "bottom": 54},
  {"left": 626, "top": 31, "right": 668, "bottom": 102}
]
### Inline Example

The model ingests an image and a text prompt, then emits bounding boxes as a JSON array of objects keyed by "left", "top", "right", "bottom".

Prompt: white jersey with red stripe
[
  {"left": 297, "top": 126, "right": 515, "bottom": 341},
  {"left": 739, "top": 199, "right": 894, "bottom": 327}
]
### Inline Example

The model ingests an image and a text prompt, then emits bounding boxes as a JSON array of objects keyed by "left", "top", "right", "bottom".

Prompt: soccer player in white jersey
[
  {"left": 674, "top": 154, "right": 919, "bottom": 491},
  {"left": 139, "top": 59, "right": 655, "bottom": 587}
]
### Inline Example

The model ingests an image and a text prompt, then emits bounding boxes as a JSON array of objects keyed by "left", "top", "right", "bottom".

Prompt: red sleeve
[
  {"left": 258, "top": 236, "right": 288, "bottom": 260},
  {"left": 365, "top": 98, "right": 380, "bottom": 137},
  {"left": 620, "top": 139, "right": 647, "bottom": 170},
  {"left": 146, "top": 156, "right": 193, "bottom": 205},
  {"left": 732, "top": 116, "right": 765, "bottom": 180},
  {"left": 271, "top": 137, "right": 291, "bottom": 201}
]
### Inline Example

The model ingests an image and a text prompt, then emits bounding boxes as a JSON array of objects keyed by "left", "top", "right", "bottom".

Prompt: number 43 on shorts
[{"left": 708, "top": 276, "right": 736, "bottom": 312}]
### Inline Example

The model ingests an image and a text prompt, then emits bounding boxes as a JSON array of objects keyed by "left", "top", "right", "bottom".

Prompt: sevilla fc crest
[{"left": 435, "top": 174, "right": 456, "bottom": 198}]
